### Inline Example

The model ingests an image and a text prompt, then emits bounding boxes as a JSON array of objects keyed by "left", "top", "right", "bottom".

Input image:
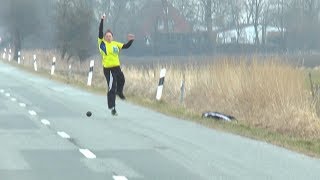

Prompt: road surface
[{"left": 1, "top": 61, "right": 320, "bottom": 180}]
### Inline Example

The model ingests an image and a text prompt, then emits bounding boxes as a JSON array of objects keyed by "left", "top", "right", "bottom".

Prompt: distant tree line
[{"left": 0, "top": 0, "right": 320, "bottom": 59}]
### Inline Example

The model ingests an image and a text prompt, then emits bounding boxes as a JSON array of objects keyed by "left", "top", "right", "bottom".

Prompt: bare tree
[
  {"left": 268, "top": 0, "right": 288, "bottom": 49},
  {"left": 199, "top": 0, "right": 228, "bottom": 30},
  {"left": 54, "top": 0, "right": 94, "bottom": 61},
  {"left": 94, "top": 0, "right": 111, "bottom": 21},
  {"left": 253, "top": 0, "right": 265, "bottom": 45},
  {"left": 261, "top": 2, "right": 271, "bottom": 45},
  {"left": 204, "top": 0, "right": 213, "bottom": 33},
  {"left": 210, "top": 0, "right": 230, "bottom": 31},
  {"left": 304, "top": 0, "right": 320, "bottom": 20},
  {"left": 94, "top": 0, "right": 145, "bottom": 41},
  {"left": 244, "top": 0, "right": 254, "bottom": 24},
  {"left": 0, "top": 0, "right": 41, "bottom": 60},
  {"left": 111, "top": 0, "right": 127, "bottom": 34},
  {"left": 172, "top": 0, "right": 201, "bottom": 28},
  {"left": 285, "top": 0, "right": 320, "bottom": 50},
  {"left": 229, "top": 0, "right": 245, "bottom": 43}
]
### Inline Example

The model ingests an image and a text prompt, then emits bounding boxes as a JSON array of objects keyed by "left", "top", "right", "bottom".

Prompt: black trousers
[{"left": 103, "top": 66, "right": 125, "bottom": 109}]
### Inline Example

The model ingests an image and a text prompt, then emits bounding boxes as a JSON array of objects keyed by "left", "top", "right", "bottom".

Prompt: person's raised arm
[
  {"left": 122, "top": 34, "right": 135, "bottom": 49},
  {"left": 99, "top": 14, "right": 106, "bottom": 39}
]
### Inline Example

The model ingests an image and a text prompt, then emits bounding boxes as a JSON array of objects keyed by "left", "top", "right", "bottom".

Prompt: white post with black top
[
  {"left": 156, "top": 68, "right": 166, "bottom": 101},
  {"left": 68, "top": 64, "right": 72, "bottom": 75},
  {"left": 87, "top": 60, "right": 94, "bottom": 86},
  {"left": 2, "top": 48, "right": 6, "bottom": 60},
  {"left": 8, "top": 48, "right": 11, "bottom": 61},
  {"left": 17, "top": 51, "right": 21, "bottom": 64},
  {"left": 33, "top": 54, "right": 38, "bottom": 71},
  {"left": 180, "top": 79, "right": 185, "bottom": 104},
  {"left": 51, "top": 57, "right": 56, "bottom": 75}
]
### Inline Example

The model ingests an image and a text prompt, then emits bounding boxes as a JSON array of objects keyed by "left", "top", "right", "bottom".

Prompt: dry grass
[
  {"left": 11, "top": 50, "right": 320, "bottom": 139},
  {"left": 124, "top": 59, "right": 320, "bottom": 138}
]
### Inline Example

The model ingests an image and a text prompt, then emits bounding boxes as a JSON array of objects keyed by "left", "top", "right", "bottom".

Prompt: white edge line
[
  {"left": 79, "top": 149, "right": 96, "bottom": 159},
  {"left": 41, "top": 119, "right": 50, "bottom": 126},
  {"left": 28, "top": 110, "right": 37, "bottom": 116},
  {"left": 19, "top": 103, "right": 26, "bottom": 107},
  {"left": 57, "top": 131, "right": 70, "bottom": 139},
  {"left": 113, "top": 176, "right": 128, "bottom": 180}
]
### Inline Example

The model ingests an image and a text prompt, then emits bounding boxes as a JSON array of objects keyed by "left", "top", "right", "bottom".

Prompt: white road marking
[
  {"left": 28, "top": 110, "right": 37, "bottom": 116},
  {"left": 10, "top": 98, "right": 16, "bottom": 102},
  {"left": 79, "top": 149, "right": 96, "bottom": 159},
  {"left": 57, "top": 131, "right": 70, "bottom": 139},
  {"left": 41, "top": 119, "right": 50, "bottom": 126},
  {"left": 113, "top": 176, "right": 128, "bottom": 180},
  {"left": 5, "top": 93, "right": 10, "bottom": 97},
  {"left": 0, "top": 89, "right": 4, "bottom": 93},
  {"left": 19, "top": 103, "right": 26, "bottom": 107},
  {"left": 81, "top": 158, "right": 142, "bottom": 178}
]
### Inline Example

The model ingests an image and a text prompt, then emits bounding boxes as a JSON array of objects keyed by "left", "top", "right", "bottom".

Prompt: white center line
[
  {"left": 10, "top": 98, "right": 16, "bottom": 102},
  {"left": 57, "top": 131, "right": 70, "bottom": 139},
  {"left": 5, "top": 93, "right": 10, "bottom": 97},
  {"left": 79, "top": 149, "right": 96, "bottom": 159},
  {"left": 113, "top": 176, "right": 128, "bottom": 180},
  {"left": 19, "top": 103, "right": 26, "bottom": 107},
  {"left": 0, "top": 89, "right": 4, "bottom": 93},
  {"left": 28, "top": 110, "right": 37, "bottom": 116},
  {"left": 41, "top": 119, "right": 51, "bottom": 126}
]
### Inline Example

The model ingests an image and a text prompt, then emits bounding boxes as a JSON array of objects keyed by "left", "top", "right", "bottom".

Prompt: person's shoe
[
  {"left": 117, "top": 92, "right": 126, "bottom": 100},
  {"left": 111, "top": 108, "right": 118, "bottom": 116}
]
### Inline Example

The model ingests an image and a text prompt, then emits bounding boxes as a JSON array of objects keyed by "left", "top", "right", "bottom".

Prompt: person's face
[{"left": 104, "top": 32, "right": 113, "bottom": 42}]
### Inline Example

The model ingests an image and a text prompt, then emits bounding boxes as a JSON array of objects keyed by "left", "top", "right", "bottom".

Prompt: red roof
[{"left": 136, "top": 1, "right": 191, "bottom": 38}]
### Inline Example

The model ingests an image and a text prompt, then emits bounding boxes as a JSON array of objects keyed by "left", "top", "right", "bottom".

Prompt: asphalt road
[{"left": 1, "top": 61, "right": 320, "bottom": 180}]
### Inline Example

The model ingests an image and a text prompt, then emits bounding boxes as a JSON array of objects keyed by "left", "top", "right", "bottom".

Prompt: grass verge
[
  {"left": 128, "top": 95, "right": 320, "bottom": 158},
  {"left": 1, "top": 54, "right": 320, "bottom": 157}
]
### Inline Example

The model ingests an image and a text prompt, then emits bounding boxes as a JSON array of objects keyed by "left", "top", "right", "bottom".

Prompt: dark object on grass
[{"left": 202, "top": 112, "right": 236, "bottom": 122}]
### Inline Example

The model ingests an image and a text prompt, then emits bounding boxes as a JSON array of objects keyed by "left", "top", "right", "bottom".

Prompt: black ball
[{"left": 86, "top": 111, "right": 92, "bottom": 117}]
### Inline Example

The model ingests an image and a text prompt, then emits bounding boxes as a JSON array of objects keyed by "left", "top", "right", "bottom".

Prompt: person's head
[{"left": 104, "top": 29, "right": 113, "bottom": 42}]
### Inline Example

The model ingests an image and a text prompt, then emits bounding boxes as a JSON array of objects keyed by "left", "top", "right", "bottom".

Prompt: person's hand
[
  {"left": 127, "top": 34, "right": 135, "bottom": 41},
  {"left": 101, "top": 13, "right": 106, "bottom": 20}
]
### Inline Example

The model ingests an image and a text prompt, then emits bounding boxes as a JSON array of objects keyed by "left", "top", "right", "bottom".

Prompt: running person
[{"left": 98, "top": 15, "right": 134, "bottom": 116}]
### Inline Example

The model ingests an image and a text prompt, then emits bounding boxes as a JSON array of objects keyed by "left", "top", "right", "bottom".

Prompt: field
[{"left": 5, "top": 49, "right": 320, "bottom": 157}]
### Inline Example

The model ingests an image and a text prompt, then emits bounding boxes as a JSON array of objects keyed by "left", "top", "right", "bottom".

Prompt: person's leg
[
  {"left": 103, "top": 67, "right": 110, "bottom": 90},
  {"left": 103, "top": 68, "right": 117, "bottom": 112},
  {"left": 115, "top": 66, "right": 126, "bottom": 99}
]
